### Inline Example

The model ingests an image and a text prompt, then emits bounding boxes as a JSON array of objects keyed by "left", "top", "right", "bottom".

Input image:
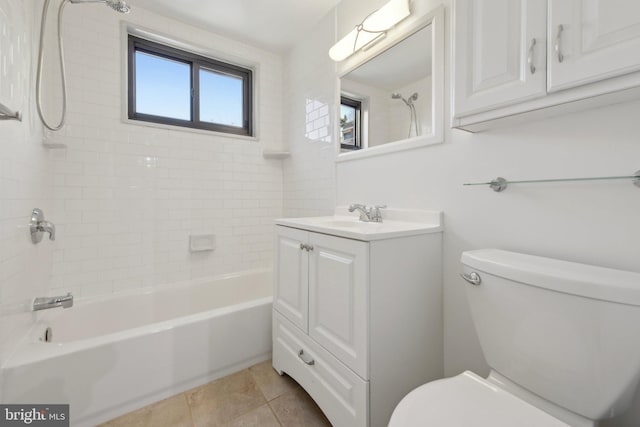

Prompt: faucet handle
[
  {"left": 30, "top": 208, "right": 56, "bottom": 243},
  {"left": 371, "top": 205, "right": 387, "bottom": 222}
]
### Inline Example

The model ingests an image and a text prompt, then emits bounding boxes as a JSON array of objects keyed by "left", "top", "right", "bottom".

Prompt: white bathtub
[{"left": 0, "top": 270, "right": 273, "bottom": 427}]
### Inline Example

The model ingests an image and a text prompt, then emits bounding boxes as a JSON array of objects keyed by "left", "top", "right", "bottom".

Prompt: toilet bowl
[
  {"left": 390, "top": 371, "right": 570, "bottom": 427},
  {"left": 390, "top": 249, "right": 640, "bottom": 426}
]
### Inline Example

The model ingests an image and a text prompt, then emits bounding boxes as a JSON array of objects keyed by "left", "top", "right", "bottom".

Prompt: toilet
[{"left": 390, "top": 249, "right": 640, "bottom": 426}]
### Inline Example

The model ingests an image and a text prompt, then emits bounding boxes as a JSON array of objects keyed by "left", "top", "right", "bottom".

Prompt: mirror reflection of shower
[{"left": 391, "top": 92, "right": 420, "bottom": 138}]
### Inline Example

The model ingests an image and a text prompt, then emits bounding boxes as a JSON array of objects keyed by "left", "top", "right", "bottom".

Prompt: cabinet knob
[
  {"left": 555, "top": 24, "right": 564, "bottom": 63},
  {"left": 300, "top": 243, "right": 305, "bottom": 250},
  {"left": 307, "top": 245, "right": 314, "bottom": 251},
  {"left": 298, "top": 349, "right": 315, "bottom": 365}
]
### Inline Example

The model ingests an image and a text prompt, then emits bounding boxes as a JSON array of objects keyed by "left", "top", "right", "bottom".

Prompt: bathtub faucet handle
[{"left": 30, "top": 208, "right": 56, "bottom": 243}]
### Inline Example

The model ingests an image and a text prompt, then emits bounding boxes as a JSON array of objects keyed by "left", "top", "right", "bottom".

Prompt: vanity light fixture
[{"left": 328, "top": 0, "right": 411, "bottom": 62}]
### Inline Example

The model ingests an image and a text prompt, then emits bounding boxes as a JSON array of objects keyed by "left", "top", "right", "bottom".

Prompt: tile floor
[{"left": 100, "top": 360, "right": 332, "bottom": 427}]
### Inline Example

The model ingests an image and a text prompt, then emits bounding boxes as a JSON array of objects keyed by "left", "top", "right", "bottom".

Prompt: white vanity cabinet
[
  {"left": 547, "top": 1, "right": 640, "bottom": 92},
  {"left": 453, "top": 0, "right": 640, "bottom": 130},
  {"left": 274, "top": 226, "right": 368, "bottom": 378},
  {"left": 453, "top": 0, "right": 547, "bottom": 117},
  {"left": 272, "top": 214, "right": 443, "bottom": 427}
]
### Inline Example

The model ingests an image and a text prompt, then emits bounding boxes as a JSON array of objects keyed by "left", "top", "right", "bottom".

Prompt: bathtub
[{"left": 0, "top": 270, "right": 273, "bottom": 427}]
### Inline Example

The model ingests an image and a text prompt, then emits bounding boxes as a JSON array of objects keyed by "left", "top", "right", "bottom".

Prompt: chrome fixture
[
  {"left": 298, "top": 349, "right": 315, "bottom": 366},
  {"left": 348, "top": 204, "right": 387, "bottom": 222},
  {"left": 464, "top": 170, "right": 640, "bottom": 192},
  {"left": 555, "top": 24, "right": 564, "bottom": 63},
  {"left": 70, "top": 0, "right": 131, "bottom": 14},
  {"left": 329, "top": 0, "right": 411, "bottom": 62},
  {"left": 30, "top": 208, "right": 56, "bottom": 243},
  {"left": 461, "top": 271, "right": 481, "bottom": 286},
  {"left": 527, "top": 38, "right": 537, "bottom": 74},
  {"left": 391, "top": 92, "right": 420, "bottom": 138},
  {"left": 36, "top": 0, "right": 131, "bottom": 131},
  {"left": 33, "top": 293, "right": 73, "bottom": 311},
  {"left": 299, "top": 243, "right": 314, "bottom": 252},
  {"left": 0, "top": 101, "right": 21, "bottom": 121}
]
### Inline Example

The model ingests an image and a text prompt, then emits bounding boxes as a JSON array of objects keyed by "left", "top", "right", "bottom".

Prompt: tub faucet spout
[{"left": 33, "top": 293, "right": 73, "bottom": 311}]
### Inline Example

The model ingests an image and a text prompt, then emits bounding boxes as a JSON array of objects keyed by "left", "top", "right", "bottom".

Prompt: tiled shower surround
[
  {"left": 0, "top": 0, "right": 51, "bottom": 365},
  {"left": 40, "top": 2, "right": 284, "bottom": 297}
]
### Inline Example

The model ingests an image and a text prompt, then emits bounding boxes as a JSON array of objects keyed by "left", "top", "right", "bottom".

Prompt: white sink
[{"left": 275, "top": 208, "right": 442, "bottom": 241}]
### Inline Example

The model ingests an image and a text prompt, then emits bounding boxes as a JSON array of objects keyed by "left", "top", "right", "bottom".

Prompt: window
[
  {"left": 340, "top": 96, "right": 362, "bottom": 150},
  {"left": 128, "top": 35, "right": 253, "bottom": 136}
]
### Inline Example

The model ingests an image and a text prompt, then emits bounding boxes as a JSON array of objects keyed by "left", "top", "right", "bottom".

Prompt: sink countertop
[{"left": 275, "top": 208, "right": 442, "bottom": 241}]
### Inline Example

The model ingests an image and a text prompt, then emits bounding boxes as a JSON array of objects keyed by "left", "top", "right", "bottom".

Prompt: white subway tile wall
[
  {"left": 39, "top": 2, "right": 284, "bottom": 297},
  {"left": 282, "top": 12, "right": 336, "bottom": 218},
  {"left": 0, "top": 0, "right": 51, "bottom": 365}
]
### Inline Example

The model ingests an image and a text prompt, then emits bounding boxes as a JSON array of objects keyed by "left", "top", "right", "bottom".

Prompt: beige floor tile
[
  {"left": 186, "top": 369, "right": 267, "bottom": 427},
  {"left": 249, "top": 360, "right": 300, "bottom": 401},
  {"left": 99, "top": 393, "right": 192, "bottom": 427},
  {"left": 269, "top": 386, "right": 332, "bottom": 427},
  {"left": 219, "top": 404, "right": 281, "bottom": 427}
]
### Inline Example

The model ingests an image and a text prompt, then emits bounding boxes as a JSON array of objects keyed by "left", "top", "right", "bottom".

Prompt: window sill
[{"left": 121, "top": 117, "right": 258, "bottom": 142}]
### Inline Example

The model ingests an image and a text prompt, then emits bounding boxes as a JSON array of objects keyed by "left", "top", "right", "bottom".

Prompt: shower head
[
  {"left": 106, "top": 0, "right": 130, "bottom": 14},
  {"left": 69, "top": 0, "right": 131, "bottom": 14},
  {"left": 391, "top": 92, "right": 410, "bottom": 106},
  {"left": 391, "top": 92, "right": 419, "bottom": 105}
]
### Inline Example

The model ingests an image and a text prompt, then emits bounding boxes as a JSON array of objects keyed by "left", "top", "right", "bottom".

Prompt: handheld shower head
[
  {"left": 69, "top": 0, "right": 131, "bottom": 14},
  {"left": 106, "top": 0, "right": 130, "bottom": 13},
  {"left": 391, "top": 92, "right": 410, "bottom": 106}
]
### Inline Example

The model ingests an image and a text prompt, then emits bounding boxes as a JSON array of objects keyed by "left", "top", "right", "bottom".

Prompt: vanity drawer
[{"left": 273, "top": 311, "right": 369, "bottom": 427}]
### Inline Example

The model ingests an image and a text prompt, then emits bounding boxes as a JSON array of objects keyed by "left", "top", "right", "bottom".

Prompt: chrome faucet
[
  {"left": 30, "top": 208, "right": 56, "bottom": 243},
  {"left": 33, "top": 293, "right": 73, "bottom": 311},
  {"left": 348, "top": 204, "right": 387, "bottom": 223}
]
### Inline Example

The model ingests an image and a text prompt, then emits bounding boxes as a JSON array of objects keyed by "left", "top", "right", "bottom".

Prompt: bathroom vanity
[{"left": 272, "top": 209, "right": 443, "bottom": 427}]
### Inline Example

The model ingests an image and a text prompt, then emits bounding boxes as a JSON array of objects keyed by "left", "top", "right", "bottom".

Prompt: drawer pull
[
  {"left": 555, "top": 24, "right": 564, "bottom": 63},
  {"left": 298, "top": 349, "right": 315, "bottom": 365},
  {"left": 527, "top": 38, "right": 536, "bottom": 74}
]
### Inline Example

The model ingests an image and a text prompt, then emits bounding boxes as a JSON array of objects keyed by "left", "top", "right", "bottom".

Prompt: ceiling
[{"left": 132, "top": 0, "right": 343, "bottom": 53}]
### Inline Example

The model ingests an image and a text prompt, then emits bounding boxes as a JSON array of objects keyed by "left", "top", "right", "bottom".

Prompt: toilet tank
[{"left": 461, "top": 249, "right": 640, "bottom": 421}]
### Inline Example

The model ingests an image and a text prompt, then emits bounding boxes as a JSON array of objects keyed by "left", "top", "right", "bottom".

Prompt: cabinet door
[
  {"left": 308, "top": 232, "right": 369, "bottom": 379},
  {"left": 274, "top": 226, "right": 309, "bottom": 332},
  {"left": 548, "top": 0, "right": 640, "bottom": 92},
  {"left": 453, "top": 0, "right": 547, "bottom": 117}
]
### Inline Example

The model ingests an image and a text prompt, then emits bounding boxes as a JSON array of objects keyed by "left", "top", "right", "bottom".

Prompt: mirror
[{"left": 336, "top": 5, "right": 443, "bottom": 162}]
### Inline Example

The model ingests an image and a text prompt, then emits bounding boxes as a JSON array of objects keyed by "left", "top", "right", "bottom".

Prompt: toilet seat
[{"left": 388, "top": 371, "right": 570, "bottom": 427}]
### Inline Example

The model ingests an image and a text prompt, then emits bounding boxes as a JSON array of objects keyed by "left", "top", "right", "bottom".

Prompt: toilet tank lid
[{"left": 461, "top": 249, "right": 640, "bottom": 306}]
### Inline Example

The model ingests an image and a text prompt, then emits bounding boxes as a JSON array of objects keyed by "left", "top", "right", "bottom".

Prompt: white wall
[
  {"left": 37, "top": 1, "right": 284, "bottom": 297},
  {"left": 0, "top": 0, "right": 50, "bottom": 368},
  {"left": 284, "top": 0, "right": 640, "bottom": 425}
]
